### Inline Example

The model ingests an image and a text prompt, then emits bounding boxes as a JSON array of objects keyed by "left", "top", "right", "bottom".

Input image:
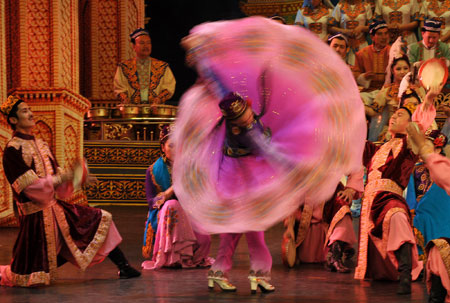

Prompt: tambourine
[
  {"left": 73, "top": 159, "right": 89, "bottom": 190},
  {"left": 281, "top": 216, "right": 297, "bottom": 268},
  {"left": 281, "top": 236, "right": 297, "bottom": 268},
  {"left": 418, "top": 58, "right": 448, "bottom": 90}
]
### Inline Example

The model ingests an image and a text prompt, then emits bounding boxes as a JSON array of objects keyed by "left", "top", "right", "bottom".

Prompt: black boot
[
  {"left": 394, "top": 243, "right": 412, "bottom": 295},
  {"left": 342, "top": 246, "right": 356, "bottom": 269},
  {"left": 325, "top": 241, "right": 351, "bottom": 273},
  {"left": 108, "top": 247, "right": 141, "bottom": 279},
  {"left": 429, "top": 274, "right": 447, "bottom": 303}
]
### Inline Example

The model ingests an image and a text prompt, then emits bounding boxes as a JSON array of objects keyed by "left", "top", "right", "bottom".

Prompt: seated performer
[
  {"left": 364, "top": 54, "right": 411, "bottom": 141},
  {"left": 354, "top": 106, "right": 424, "bottom": 295},
  {"left": 328, "top": 33, "right": 354, "bottom": 68},
  {"left": 142, "top": 125, "right": 213, "bottom": 269},
  {"left": 406, "top": 125, "right": 450, "bottom": 303},
  {"left": 0, "top": 96, "right": 140, "bottom": 287},
  {"left": 207, "top": 92, "right": 274, "bottom": 294},
  {"left": 282, "top": 172, "right": 363, "bottom": 273},
  {"left": 355, "top": 20, "right": 391, "bottom": 94},
  {"left": 408, "top": 20, "right": 450, "bottom": 66},
  {"left": 406, "top": 130, "right": 449, "bottom": 256},
  {"left": 114, "top": 28, "right": 176, "bottom": 105}
]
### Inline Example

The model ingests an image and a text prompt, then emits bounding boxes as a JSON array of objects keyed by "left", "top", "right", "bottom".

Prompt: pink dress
[{"left": 173, "top": 16, "right": 367, "bottom": 234}]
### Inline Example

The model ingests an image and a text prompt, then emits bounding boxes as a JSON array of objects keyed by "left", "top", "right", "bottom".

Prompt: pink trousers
[
  {"left": 427, "top": 246, "right": 450, "bottom": 302},
  {"left": 211, "top": 231, "right": 272, "bottom": 274}
]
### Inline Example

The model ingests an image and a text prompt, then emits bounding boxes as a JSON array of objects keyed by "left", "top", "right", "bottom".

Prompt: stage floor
[{"left": 0, "top": 206, "right": 427, "bottom": 302}]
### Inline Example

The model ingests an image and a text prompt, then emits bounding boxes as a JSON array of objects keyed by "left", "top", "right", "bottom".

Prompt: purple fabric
[
  {"left": 173, "top": 17, "right": 367, "bottom": 233},
  {"left": 145, "top": 167, "right": 159, "bottom": 208}
]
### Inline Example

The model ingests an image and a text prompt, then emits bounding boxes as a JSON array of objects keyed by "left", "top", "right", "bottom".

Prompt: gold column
[
  {"left": 0, "top": 0, "right": 16, "bottom": 226},
  {"left": 3, "top": 0, "right": 90, "bottom": 206}
]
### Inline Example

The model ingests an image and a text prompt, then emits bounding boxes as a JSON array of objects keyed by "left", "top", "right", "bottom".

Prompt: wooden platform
[{"left": 0, "top": 206, "right": 428, "bottom": 302}]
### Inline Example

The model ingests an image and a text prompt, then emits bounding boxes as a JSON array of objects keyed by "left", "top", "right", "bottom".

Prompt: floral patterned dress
[{"left": 141, "top": 157, "right": 213, "bottom": 269}]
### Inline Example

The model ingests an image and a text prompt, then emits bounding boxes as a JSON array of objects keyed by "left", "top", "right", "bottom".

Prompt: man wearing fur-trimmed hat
[
  {"left": 114, "top": 28, "right": 176, "bottom": 105},
  {"left": 408, "top": 20, "right": 450, "bottom": 66}
]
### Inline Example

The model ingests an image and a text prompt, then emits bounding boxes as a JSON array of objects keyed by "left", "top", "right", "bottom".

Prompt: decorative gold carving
[
  {"left": 34, "top": 119, "right": 54, "bottom": 155},
  {"left": 27, "top": 0, "right": 51, "bottom": 88},
  {"left": 84, "top": 145, "right": 160, "bottom": 165},
  {"left": 126, "top": 1, "right": 139, "bottom": 60},
  {"left": 59, "top": 0, "right": 74, "bottom": 89},
  {"left": 104, "top": 123, "right": 133, "bottom": 140},
  {"left": 435, "top": 92, "right": 450, "bottom": 107},
  {"left": 85, "top": 178, "right": 146, "bottom": 201},
  {"left": 6, "top": 1, "right": 20, "bottom": 90},
  {"left": 98, "top": 0, "right": 119, "bottom": 100},
  {"left": 64, "top": 125, "right": 78, "bottom": 166}
]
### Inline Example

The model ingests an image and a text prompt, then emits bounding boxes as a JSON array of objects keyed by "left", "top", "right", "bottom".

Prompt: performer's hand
[
  {"left": 406, "top": 123, "right": 434, "bottom": 159},
  {"left": 387, "top": 23, "right": 399, "bottom": 31},
  {"left": 60, "top": 171, "right": 74, "bottom": 184},
  {"left": 351, "top": 25, "right": 364, "bottom": 37},
  {"left": 85, "top": 174, "right": 98, "bottom": 185},
  {"left": 153, "top": 194, "right": 166, "bottom": 209},
  {"left": 406, "top": 123, "right": 426, "bottom": 147},
  {"left": 362, "top": 72, "right": 375, "bottom": 81},
  {"left": 425, "top": 84, "right": 443, "bottom": 103},
  {"left": 337, "top": 187, "right": 356, "bottom": 203}
]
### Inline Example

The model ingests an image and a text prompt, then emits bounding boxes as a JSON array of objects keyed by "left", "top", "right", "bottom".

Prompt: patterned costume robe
[
  {"left": 331, "top": 1, "right": 373, "bottom": 64},
  {"left": 355, "top": 134, "right": 423, "bottom": 280},
  {"left": 0, "top": 132, "right": 121, "bottom": 287},
  {"left": 355, "top": 44, "right": 392, "bottom": 92},
  {"left": 114, "top": 57, "right": 176, "bottom": 104},
  {"left": 295, "top": 4, "right": 334, "bottom": 41},
  {"left": 375, "top": 0, "right": 420, "bottom": 44}
]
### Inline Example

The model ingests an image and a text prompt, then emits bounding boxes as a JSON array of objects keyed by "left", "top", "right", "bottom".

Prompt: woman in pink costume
[
  {"left": 141, "top": 125, "right": 213, "bottom": 270},
  {"left": 173, "top": 17, "right": 367, "bottom": 293}
]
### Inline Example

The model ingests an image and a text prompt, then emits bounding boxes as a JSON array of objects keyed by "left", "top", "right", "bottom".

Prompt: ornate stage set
[{"left": 0, "top": 0, "right": 449, "bottom": 227}]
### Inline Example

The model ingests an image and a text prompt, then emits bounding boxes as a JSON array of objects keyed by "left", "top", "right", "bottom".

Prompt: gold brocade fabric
[
  {"left": 324, "top": 205, "right": 351, "bottom": 248},
  {"left": 354, "top": 177, "right": 404, "bottom": 279},
  {"left": 430, "top": 239, "right": 450, "bottom": 279}
]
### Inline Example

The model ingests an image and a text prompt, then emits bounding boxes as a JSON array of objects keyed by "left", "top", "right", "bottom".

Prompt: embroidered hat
[
  {"left": 219, "top": 92, "right": 248, "bottom": 120},
  {"left": 270, "top": 14, "right": 287, "bottom": 24},
  {"left": 0, "top": 95, "right": 24, "bottom": 117},
  {"left": 159, "top": 124, "right": 175, "bottom": 144},
  {"left": 422, "top": 20, "right": 442, "bottom": 32},
  {"left": 369, "top": 20, "right": 388, "bottom": 35},
  {"left": 399, "top": 87, "right": 421, "bottom": 116},
  {"left": 425, "top": 129, "right": 448, "bottom": 148},
  {"left": 130, "top": 28, "right": 150, "bottom": 41},
  {"left": 327, "top": 33, "right": 349, "bottom": 46}
]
